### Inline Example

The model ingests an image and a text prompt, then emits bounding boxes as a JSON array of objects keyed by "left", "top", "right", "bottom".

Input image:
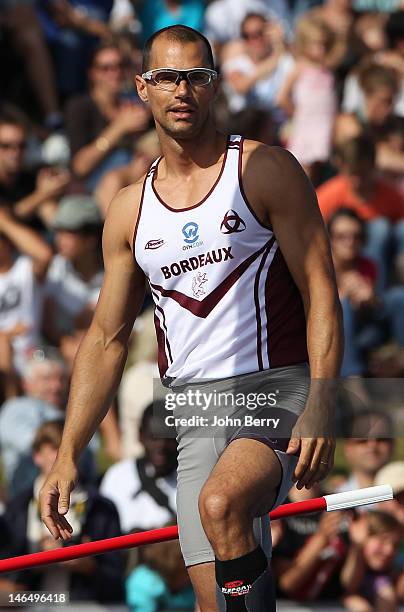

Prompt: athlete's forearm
[
  {"left": 305, "top": 282, "right": 343, "bottom": 380},
  {"left": 56, "top": 323, "right": 128, "bottom": 463}
]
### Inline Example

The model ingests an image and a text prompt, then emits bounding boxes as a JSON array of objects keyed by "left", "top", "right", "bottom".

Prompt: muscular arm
[
  {"left": 244, "top": 143, "right": 343, "bottom": 378},
  {"left": 56, "top": 183, "right": 146, "bottom": 463},
  {"left": 243, "top": 143, "right": 343, "bottom": 487},
  {"left": 40, "top": 180, "right": 146, "bottom": 538}
]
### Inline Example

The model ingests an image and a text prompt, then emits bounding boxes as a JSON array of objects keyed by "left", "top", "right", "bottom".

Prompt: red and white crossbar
[{"left": 0, "top": 485, "right": 393, "bottom": 574}]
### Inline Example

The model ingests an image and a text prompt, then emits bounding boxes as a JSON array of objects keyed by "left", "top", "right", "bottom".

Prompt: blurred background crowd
[{"left": 0, "top": 0, "right": 403, "bottom": 610}]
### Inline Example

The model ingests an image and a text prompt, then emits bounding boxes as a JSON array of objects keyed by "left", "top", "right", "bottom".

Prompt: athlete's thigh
[{"left": 202, "top": 437, "right": 282, "bottom": 517}]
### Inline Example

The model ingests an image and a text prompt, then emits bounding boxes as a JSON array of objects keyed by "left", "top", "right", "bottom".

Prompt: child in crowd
[
  {"left": 126, "top": 528, "right": 195, "bottom": 612},
  {"left": 341, "top": 510, "right": 402, "bottom": 611},
  {"left": 277, "top": 13, "right": 338, "bottom": 182}
]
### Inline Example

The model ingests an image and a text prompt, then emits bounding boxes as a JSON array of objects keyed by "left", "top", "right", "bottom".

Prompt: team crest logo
[
  {"left": 145, "top": 239, "right": 164, "bottom": 250},
  {"left": 192, "top": 272, "right": 208, "bottom": 297},
  {"left": 220, "top": 210, "right": 246, "bottom": 234},
  {"left": 182, "top": 221, "right": 199, "bottom": 244}
]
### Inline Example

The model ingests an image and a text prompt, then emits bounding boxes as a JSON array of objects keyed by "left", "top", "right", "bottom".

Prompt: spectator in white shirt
[
  {"left": 100, "top": 402, "right": 177, "bottom": 533},
  {"left": 44, "top": 195, "right": 104, "bottom": 344},
  {"left": 0, "top": 208, "right": 52, "bottom": 376}
]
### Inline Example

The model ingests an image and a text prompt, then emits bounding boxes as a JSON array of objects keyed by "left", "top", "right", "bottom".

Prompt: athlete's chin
[{"left": 164, "top": 119, "right": 202, "bottom": 140}]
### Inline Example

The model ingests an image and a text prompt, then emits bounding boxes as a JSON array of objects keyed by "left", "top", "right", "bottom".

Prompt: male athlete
[{"left": 39, "top": 25, "right": 343, "bottom": 612}]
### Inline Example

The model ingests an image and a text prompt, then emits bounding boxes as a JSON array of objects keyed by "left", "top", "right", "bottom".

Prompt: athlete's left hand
[{"left": 286, "top": 402, "right": 335, "bottom": 490}]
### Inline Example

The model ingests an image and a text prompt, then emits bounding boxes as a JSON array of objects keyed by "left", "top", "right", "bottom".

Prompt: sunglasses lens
[
  {"left": 153, "top": 71, "right": 179, "bottom": 87},
  {"left": 189, "top": 70, "right": 211, "bottom": 86}
]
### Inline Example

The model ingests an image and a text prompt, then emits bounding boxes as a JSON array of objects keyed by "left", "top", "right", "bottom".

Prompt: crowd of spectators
[{"left": 0, "top": 0, "right": 403, "bottom": 610}]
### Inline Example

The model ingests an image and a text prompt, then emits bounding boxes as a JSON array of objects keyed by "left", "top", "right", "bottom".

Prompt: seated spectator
[
  {"left": 136, "top": 0, "right": 205, "bottom": 44},
  {"left": 317, "top": 135, "right": 404, "bottom": 290},
  {"left": 43, "top": 195, "right": 104, "bottom": 344},
  {"left": 343, "top": 12, "right": 404, "bottom": 118},
  {"left": 95, "top": 129, "right": 161, "bottom": 217},
  {"left": 328, "top": 208, "right": 404, "bottom": 375},
  {"left": 0, "top": 420, "right": 125, "bottom": 602},
  {"left": 340, "top": 62, "right": 400, "bottom": 146},
  {"left": 0, "top": 348, "right": 98, "bottom": 496},
  {"left": 0, "top": 350, "right": 67, "bottom": 495},
  {"left": 339, "top": 410, "right": 394, "bottom": 498},
  {"left": 65, "top": 41, "right": 150, "bottom": 192},
  {"left": 272, "top": 482, "right": 346, "bottom": 602},
  {"left": 119, "top": 307, "right": 158, "bottom": 458},
  {"left": 220, "top": 13, "right": 292, "bottom": 144},
  {"left": 277, "top": 13, "right": 338, "bottom": 182},
  {"left": 0, "top": 118, "right": 69, "bottom": 230},
  {"left": 377, "top": 116, "right": 404, "bottom": 202},
  {"left": 341, "top": 511, "right": 402, "bottom": 611},
  {"left": 204, "top": 0, "right": 291, "bottom": 55},
  {"left": 100, "top": 402, "right": 177, "bottom": 533},
  {"left": 126, "top": 530, "right": 195, "bottom": 612},
  {"left": 0, "top": 208, "right": 52, "bottom": 376}
]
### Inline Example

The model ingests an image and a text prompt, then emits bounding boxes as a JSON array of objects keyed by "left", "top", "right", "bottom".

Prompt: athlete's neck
[{"left": 157, "top": 123, "right": 226, "bottom": 179}]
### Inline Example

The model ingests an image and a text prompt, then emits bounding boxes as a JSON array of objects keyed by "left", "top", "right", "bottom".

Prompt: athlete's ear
[
  {"left": 212, "top": 74, "right": 221, "bottom": 99},
  {"left": 135, "top": 75, "right": 149, "bottom": 103}
]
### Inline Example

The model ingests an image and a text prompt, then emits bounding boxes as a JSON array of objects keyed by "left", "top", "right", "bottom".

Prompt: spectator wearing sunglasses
[
  {"left": 0, "top": 117, "right": 69, "bottom": 231},
  {"left": 65, "top": 42, "right": 150, "bottom": 192},
  {"left": 328, "top": 207, "right": 404, "bottom": 376},
  {"left": 220, "top": 13, "right": 293, "bottom": 143}
]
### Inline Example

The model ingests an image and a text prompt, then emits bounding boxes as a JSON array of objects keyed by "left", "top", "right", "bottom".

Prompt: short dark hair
[
  {"left": 142, "top": 25, "right": 214, "bottom": 73},
  {"left": 88, "top": 41, "right": 122, "bottom": 69},
  {"left": 0, "top": 115, "right": 26, "bottom": 133},
  {"left": 32, "top": 420, "right": 64, "bottom": 453},
  {"left": 343, "top": 408, "right": 394, "bottom": 439},
  {"left": 327, "top": 207, "right": 367, "bottom": 243},
  {"left": 359, "top": 63, "right": 399, "bottom": 96}
]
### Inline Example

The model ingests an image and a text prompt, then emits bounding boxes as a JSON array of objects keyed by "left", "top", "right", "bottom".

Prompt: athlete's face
[{"left": 136, "top": 39, "right": 218, "bottom": 140}]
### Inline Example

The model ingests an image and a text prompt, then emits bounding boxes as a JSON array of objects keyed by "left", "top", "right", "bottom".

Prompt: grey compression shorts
[{"left": 172, "top": 363, "right": 310, "bottom": 567}]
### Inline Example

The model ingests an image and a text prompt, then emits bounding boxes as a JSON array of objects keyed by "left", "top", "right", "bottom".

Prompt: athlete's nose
[{"left": 175, "top": 76, "right": 192, "bottom": 96}]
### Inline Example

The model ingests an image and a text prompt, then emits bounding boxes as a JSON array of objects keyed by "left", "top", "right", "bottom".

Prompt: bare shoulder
[
  {"left": 103, "top": 175, "right": 146, "bottom": 248},
  {"left": 241, "top": 140, "right": 312, "bottom": 203},
  {"left": 242, "top": 139, "right": 302, "bottom": 173}
]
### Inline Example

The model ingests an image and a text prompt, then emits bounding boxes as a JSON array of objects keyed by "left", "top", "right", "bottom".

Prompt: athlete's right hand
[{"left": 39, "top": 461, "right": 78, "bottom": 540}]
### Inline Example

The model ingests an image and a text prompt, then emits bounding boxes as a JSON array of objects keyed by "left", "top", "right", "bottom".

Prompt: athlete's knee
[
  {"left": 199, "top": 486, "right": 250, "bottom": 532},
  {"left": 199, "top": 489, "right": 234, "bottom": 526}
]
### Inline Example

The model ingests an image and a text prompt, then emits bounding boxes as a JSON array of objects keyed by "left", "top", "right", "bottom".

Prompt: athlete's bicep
[
  {"left": 91, "top": 187, "right": 146, "bottom": 344},
  {"left": 261, "top": 147, "right": 337, "bottom": 301}
]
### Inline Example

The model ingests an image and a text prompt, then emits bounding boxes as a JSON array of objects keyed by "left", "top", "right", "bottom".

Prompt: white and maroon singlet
[{"left": 134, "top": 135, "right": 308, "bottom": 384}]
